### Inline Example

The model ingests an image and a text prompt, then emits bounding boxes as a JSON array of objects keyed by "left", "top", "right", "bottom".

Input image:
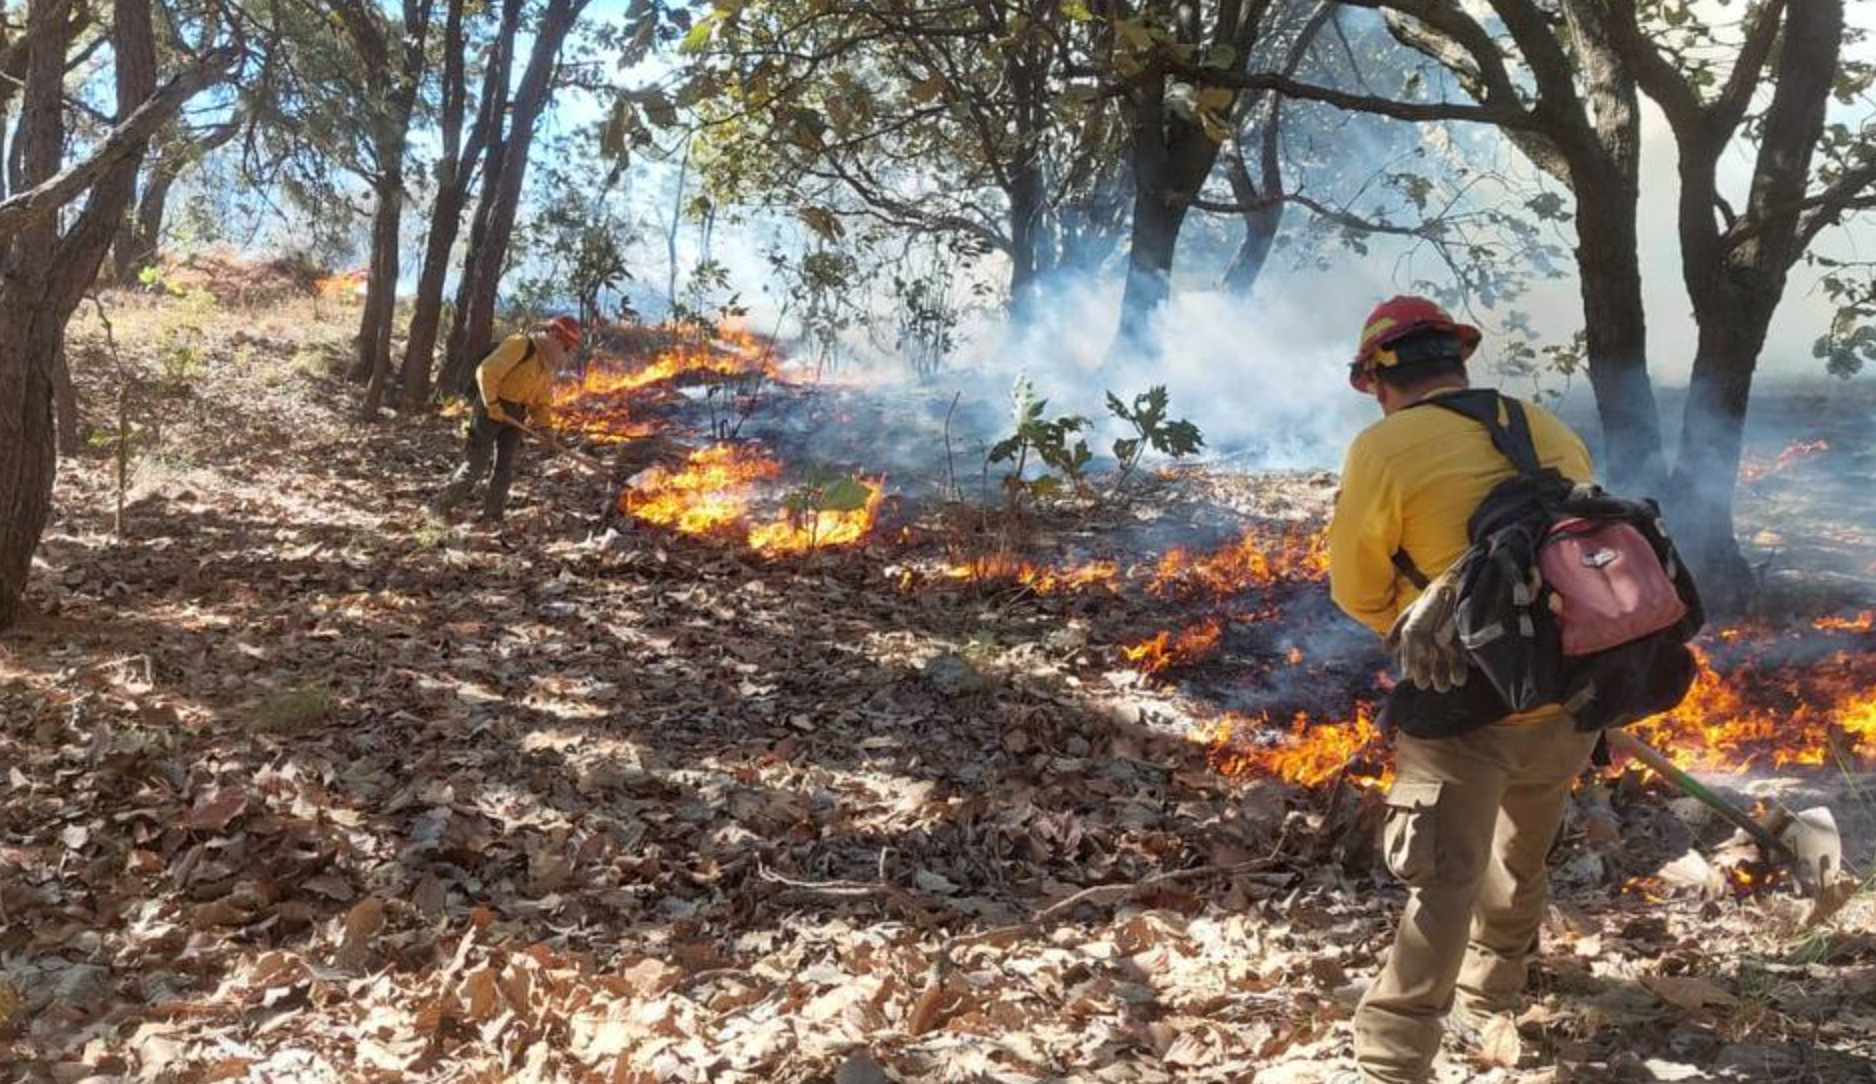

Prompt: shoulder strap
[
  {"left": 1417, "top": 389, "right": 1542, "bottom": 477},
  {"left": 1390, "top": 390, "right": 1543, "bottom": 586}
]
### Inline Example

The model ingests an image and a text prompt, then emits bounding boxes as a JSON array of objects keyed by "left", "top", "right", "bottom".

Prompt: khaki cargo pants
[{"left": 1353, "top": 710, "right": 1599, "bottom": 1084}]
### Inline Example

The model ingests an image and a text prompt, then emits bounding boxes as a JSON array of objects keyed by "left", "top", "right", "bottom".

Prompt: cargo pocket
[{"left": 1382, "top": 779, "right": 1443, "bottom": 887}]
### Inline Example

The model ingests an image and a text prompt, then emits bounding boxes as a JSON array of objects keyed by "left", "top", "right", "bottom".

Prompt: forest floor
[{"left": 4, "top": 277, "right": 1876, "bottom": 1083}]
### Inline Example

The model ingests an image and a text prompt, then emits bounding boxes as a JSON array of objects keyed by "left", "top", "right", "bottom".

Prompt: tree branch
[
  {"left": 0, "top": 56, "right": 234, "bottom": 245},
  {"left": 1172, "top": 66, "right": 1535, "bottom": 129}
]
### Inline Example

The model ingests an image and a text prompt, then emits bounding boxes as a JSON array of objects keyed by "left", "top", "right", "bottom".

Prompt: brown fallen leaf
[
  {"left": 335, "top": 898, "right": 387, "bottom": 972},
  {"left": 186, "top": 786, "right": 250, "bottom": 832},
  {"left": 1642, "top": 974, "right": 1738, "bottom": 1012}
]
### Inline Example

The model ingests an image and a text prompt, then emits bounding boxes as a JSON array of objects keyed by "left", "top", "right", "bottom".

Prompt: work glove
[
  {"left": 484, "top": 401, "right": 511, "bottom": 426},
  {"left": 1386, "top": 563, "right": 1469, "bottom": 693}
]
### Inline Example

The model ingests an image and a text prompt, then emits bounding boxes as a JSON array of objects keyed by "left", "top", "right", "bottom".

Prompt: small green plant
[
  {"left": 1107, "top": 385, "right": 1205, "bottom": 491},
  {"left": 988, "top": 377, "right": 1092, "bottom": 506},
  {"left": 775, "top": 472, "right": 876, "bottom": 548}
]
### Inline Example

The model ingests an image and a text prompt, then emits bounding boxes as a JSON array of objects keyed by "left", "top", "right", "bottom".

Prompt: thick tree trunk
[
  {"left": 1667, "top": 308, "right": 1769, "bottom": 613},
  {"left": 1, "top": 0, "right": 167, "bottom": 626},
  {"left": 454, "top": 0, "right": 587, "bottom": 370},
  {"left": 399, "top": 182, "right": 466, "bottom": 407},
  {"left": 438, "top": 160, "right": 501, "bottom": 396},
  {"left": 1572, "top": 188, "right": 1666, "bottom": 493},
  {"left": 1113, "top": 188, "right": 1190, "bottom": 351},
  {"left": 357, "top": 175, "right": 405, "bottom": 415},
  {"left": 1007, "top": 158, "right": 1046, "bottom": 324}
]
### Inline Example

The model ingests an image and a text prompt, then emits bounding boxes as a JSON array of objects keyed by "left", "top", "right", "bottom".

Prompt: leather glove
[
  {"left": 484, "top": 401, "right": 511, "bottom": 426},
  {"left": 1386, "top": 563, "right": 1469, "bottom": 693}
]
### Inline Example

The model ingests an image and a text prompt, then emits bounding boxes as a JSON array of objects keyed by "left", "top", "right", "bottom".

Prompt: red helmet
[
  {"left": 544, "top": 315, "right": 583, "bottom": 350},
  {"left": 1349, "top": 296, "right": 1480, "bottom": 391}
]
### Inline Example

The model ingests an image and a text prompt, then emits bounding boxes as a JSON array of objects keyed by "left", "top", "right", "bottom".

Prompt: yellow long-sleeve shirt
[
  {"left": 1328, "top": 391, "right": 1593, "bottom": 637},
  {"left": 475, "top": 332, "right": 565, "bottom": 415}
]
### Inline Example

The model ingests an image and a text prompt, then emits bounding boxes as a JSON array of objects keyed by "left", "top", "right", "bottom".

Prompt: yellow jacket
[
  {"left": 1328, "top": 391, "right": 1593, "bottom": 637},
  {"left": 475, "top": 332, "right": 565, "bottom": 415}
]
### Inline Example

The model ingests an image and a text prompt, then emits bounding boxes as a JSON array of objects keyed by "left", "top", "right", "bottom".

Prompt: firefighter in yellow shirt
[
  {"left": 1327, "top": 298, "right": 1597, "bottom": 1084},
  {"left": 429, "top": 316, "right": 581, "bottom": 524}
]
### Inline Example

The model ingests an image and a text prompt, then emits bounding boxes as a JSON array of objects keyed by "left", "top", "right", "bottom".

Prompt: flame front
[
  {"left": 1629, "top": 638, "right": 1876, "bottom": 772},
  {"left": 1148, "top": 524, "right": 1329, "bottom": 598},
  {"left": 623, "top": 444, "right": 882, "bottom": 554},
  {"left": 748, "top": 482, "right": 887, "bottom": 555},
  {"left": 1203, "top": 707, "right": 1390, "bottom": 789}
]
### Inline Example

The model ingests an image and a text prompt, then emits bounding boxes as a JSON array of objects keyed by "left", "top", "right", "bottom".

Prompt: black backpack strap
[
  {"left": 1417, "top": 390, "right": 1543, "bottom": 477},
  {"left": 1392, "top": 549, "right": 1430, "bottom": 590}
]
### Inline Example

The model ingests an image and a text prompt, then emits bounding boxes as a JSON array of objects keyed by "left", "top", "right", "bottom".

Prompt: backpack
[{"left": 1379, "top": 390, "right": 1705, "bottom": 738}]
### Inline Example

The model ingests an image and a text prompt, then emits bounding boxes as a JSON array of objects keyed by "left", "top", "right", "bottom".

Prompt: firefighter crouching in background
[
  {"left": 429, "top": 316, "right": 582, "bottom": 525},
  {"left": 1327, "top": 297, "right": 1597, "bottom": 1084}
]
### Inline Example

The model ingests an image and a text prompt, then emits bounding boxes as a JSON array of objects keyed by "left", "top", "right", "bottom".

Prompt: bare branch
[{"left": 0, "top": 56, "right": 235, "bottom": 244}]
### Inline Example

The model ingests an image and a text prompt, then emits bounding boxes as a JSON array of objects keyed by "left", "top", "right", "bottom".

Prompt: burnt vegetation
[{"left": 3, "top": 1, "right": 1876, "bottom": 1081}]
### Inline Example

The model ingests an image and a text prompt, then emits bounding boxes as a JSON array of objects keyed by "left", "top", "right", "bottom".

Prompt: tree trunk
[
  {"left": 399, "top": 180, "right": 467, "bottom": 407},
  {"left": 1, "top": 0, "right": 169, "bottom": 626},
  {"left": 1220, "top": 149, "right": 1280, "bottom": 296},
  {"left": 1007, "top": 156, "right": 1046, "bottom": 323},
  {"left": 1113, "top": 186, "right": 1189, "bottom": 351},
  {"left": 400, "top": 0, "right": 510, "bottom": 409},
  {"left": 1667, "top": 308, "right": 1768, "bottom": 613},
  {"left": 112, "top": 159, "right": 174, "bottom": 282},
  {"left": 1572, "top": 184, "right": 1666, "bottom": 493},
  {"left": 439, "top": 157, "right": 501, "bottom": 396},
  {"left": 357, "top": 174, "right": 405, "bottom": 415},
  {"left": 51, "top": 342, "right": 77, "bottom": 453},
  {"left": 1109, "top": 64, "right": 1230, "bottom": 359},
  {"left": 454, "top": 0, "right": 588, "bottom": 370}
]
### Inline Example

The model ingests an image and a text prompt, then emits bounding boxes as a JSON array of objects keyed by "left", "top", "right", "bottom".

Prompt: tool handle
[
  {"left": 1603, "top": 729, "right": 1796, "bottom": 861},
  {"left": 515, "top": 422, "right": 611, "bottom": 478}
]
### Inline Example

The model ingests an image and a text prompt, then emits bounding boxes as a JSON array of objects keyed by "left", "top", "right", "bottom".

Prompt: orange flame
[
  {"left": 748, "top": 482, "right": 886, "bottom": 555},
  {"left": 624, "top": 444, "right": 776, "bottom": 536},
  {"left": 1201, "top": 707, "right": 1390, "bottom": 789},
  {"left": 1631, "top": 642, "right": 1876, "bottom": 772},
  {"left": 1814, "top": 610, "right": 1874, "bottom": 633},
  {"left": 623, "top": 445, "right": 881, "bottom": 554},
  {"left": 1123, "top": 619, "right": 1224, "bottom": 677},
  {"left": 551, "top": 334, "right": 780, "bottom": 445},
  {"left": 1147, "top": 525, "right": 1328, "bottom": 599},
  {"left": 1739, "top": 438, "right": 1829, "bottom": 484},
  {"left": 939, "top": 555, "right": 1123, "bottom": 595}
]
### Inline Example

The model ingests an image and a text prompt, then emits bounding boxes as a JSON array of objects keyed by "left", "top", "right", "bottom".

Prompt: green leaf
[
  {"left": 679, "top": 13, "right": 717, "bottom": 53},
  {"left": 819, "top": 476, "right": 874, "bottom": 513}
]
